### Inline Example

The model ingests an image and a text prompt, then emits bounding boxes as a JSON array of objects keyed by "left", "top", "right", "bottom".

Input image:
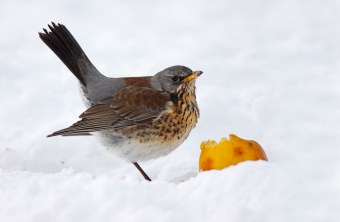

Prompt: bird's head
[{"left": 152, "top": 65, "right": 203, "bottom": 95}]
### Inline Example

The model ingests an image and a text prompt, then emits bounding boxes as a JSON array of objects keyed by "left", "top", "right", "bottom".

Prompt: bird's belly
[{"left": 95, "top": 130, "right": 189, "bottom": 161}]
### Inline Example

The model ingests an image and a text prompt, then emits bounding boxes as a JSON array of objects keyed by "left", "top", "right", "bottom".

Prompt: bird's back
[{"left": 81, "top": 75, "right": 153, "bottom": 106}]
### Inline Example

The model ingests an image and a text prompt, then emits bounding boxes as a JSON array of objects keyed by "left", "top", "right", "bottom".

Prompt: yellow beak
[{"left": 182, "top": 70, "right": 203, "bottom": 83}]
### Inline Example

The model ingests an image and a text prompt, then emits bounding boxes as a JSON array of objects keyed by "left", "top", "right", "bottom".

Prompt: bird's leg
[{"left": 131, "top": 161, "right": 152, "bottom": 181}]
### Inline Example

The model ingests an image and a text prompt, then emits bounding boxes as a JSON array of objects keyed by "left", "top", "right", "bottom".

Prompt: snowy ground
[{"left": 0, "top": 0, "right": 339, "bottom": 221}]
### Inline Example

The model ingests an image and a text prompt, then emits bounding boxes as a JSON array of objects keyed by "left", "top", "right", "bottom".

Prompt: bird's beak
[{"left": 182, "top": 71, "right": 203, "bottom": 83}]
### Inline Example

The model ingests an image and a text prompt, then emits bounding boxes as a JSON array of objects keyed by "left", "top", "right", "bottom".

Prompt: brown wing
[{"left": 47, "top": 86, "right": 171, "bottom": 137}]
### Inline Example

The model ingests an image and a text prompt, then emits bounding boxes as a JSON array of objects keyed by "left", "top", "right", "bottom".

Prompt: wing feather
[{"left": 48, "top": 86, "right": 171, "bottom": 137}]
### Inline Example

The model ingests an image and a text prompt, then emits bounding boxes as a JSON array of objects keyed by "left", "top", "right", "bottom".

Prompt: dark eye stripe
[{"left": 172, "top": 76, "right": 180, "bottom": 82}]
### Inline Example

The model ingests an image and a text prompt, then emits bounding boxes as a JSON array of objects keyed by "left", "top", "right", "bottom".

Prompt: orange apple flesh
[{"left": 199, "top": 134, "right": 268, "bottom": 171}]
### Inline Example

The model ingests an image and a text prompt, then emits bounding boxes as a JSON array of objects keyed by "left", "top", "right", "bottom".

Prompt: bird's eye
[{"left": 172, "top": 76, "right": 180, "bottom": 82}]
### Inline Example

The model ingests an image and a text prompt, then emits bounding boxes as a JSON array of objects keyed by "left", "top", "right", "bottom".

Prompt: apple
[{"left": 199, "top": 134, "right": 268, "bottom": 171}]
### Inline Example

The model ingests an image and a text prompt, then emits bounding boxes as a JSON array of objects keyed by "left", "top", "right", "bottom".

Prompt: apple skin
[{"left": 199, "top": 134, "right": 268, "bottom": 171}]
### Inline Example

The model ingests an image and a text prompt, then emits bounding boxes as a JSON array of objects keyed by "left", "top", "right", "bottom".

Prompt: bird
[{"left": 39, "top": 22, "right": 202, "bottom": 181}]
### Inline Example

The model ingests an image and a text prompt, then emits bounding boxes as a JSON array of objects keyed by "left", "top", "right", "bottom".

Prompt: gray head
[{"left": 151, "top": 65, "right": 203, "bottom": 94}]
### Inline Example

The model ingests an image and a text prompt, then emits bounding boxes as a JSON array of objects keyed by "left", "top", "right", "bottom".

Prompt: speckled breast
[
  {"left": 102, "top": 84, "right": 200, "bottom": 161},
  {"left": 119, "top": 89, "right": 199, "bottom": 146}
]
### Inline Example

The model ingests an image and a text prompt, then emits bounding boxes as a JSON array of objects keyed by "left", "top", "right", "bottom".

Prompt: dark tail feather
[{"left": 39, "top": 22, "right": 94, "bottom": 86}]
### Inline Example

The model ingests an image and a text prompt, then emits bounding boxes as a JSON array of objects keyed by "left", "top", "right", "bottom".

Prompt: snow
[{"left": 0, "top": 0, "right": 339, "bottom": 221}]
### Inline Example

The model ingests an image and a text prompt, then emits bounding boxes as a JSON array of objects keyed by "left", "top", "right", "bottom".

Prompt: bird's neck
[{"left": 175, "top": 81, "right": 198, "bottom": 109}]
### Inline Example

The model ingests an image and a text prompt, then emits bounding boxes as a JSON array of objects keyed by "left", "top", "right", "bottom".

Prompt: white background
[{"left": 0, "top": 0, "right": 339, "bottom": 221}]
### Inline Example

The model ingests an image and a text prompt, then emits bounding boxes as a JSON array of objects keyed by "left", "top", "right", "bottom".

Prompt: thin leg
[{"left": 132, "top": 161, "right": 152, "bottom": 181}]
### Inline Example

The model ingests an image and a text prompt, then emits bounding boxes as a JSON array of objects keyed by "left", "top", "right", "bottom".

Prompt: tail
[{"left": 39, "top": 22, "right": 97, "bottom": 86}]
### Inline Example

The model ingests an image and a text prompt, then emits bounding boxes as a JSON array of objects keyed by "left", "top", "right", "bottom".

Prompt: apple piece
[{"left": 199, "top": 134, "right": 268, "bottom": 171}]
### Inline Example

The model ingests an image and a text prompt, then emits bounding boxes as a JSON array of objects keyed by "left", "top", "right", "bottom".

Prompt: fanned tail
[{"left": 39, "top": 22, "right": 96, "bottom": 86}]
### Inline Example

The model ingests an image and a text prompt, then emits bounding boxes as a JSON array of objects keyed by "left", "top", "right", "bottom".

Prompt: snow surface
[{"left": 0, "top": 0, "right": 340, "bottom": 221}]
